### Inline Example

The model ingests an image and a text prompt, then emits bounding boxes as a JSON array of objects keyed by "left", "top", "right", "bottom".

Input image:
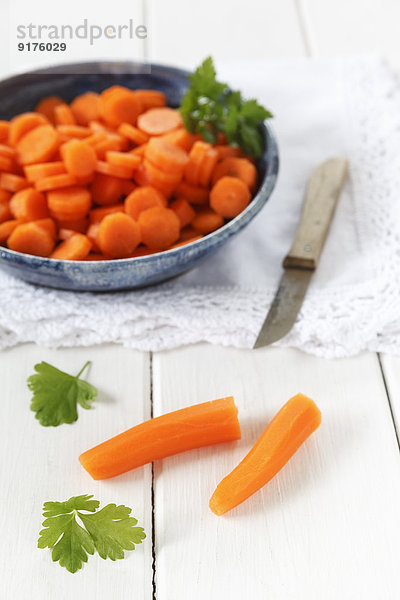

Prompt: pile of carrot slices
[{"left": 0, "top": 86, "right": 258, "bottom": 260}]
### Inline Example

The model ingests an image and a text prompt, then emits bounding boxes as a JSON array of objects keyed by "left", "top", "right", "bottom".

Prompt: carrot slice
[
  {"left": 118, "top": 123, "right": 149, "bottom": 145},
  {"left": 169, "top": 198, "right": 196, "bottom": 228},
  {"left": 125, "top": 186, "right": 166, "bottom": 220},
  {"left": 96, "top": 212, "right": 141, "bottom": 258},
  {"left": 143, "top": 158, "right": 182, "bottom": 188},
  {"left": 16, "top": 124, "right": 59, "bottom": 165},
  {"left": 86, "top": 223, "right": 100, "bottom": 251},
  {"left": 211, "top": 157, "right": 257, "bottom": 191},
  {"left": 0, "top": 121, "right": 10, "bottom": 143},
  {"left": 95, "top": 160, "right": 133, "bottom": 179},
  {"left": 84, "top": 133, "right": 108, "bottom": 147},
  {"left": 70, "top": 92, "right": 101, "bottom": 126},
  {"left": 0, "top": 145, "right": 15, "bottom": 160},
  {"left": 7, "top": 221, "right": 55, "bottom": 256},
  {"left": 35, "top": 96, "right": 65, "bottom": 123},
  {"left": 34, "top": 218, "right": 57, "bottom": 239},
  {"left": 62, "top": 140, "right": 97, "bottom": 178},
  {"left": 198, "top": 146, "right": 219, "bottom": 187},
  {"left": 106, "top": 151, "right": 141, "bottom": 171},
  {"left": 131, "top": 143, "right": 148, "bottom": 157},
  {"left": 100, "top": 87, "right": 142, "bottom": 127},
  {"left": 47, "top": 187, "right": 91, "bottom": 221},
  {"left": 161, "top": 129, "right": 196, "bottom": 152},
  {"left": 132, "top": 89, "right": 166, "bottom": 111},
  {"left": 0, "top": 173, "right": 29, "bottom": 192},
  {"left": 184, "top": 140, "right": 210, "bottom": 186},
  {"left": 54, "top": 104, "right": 76, "bottom": 126},
  {"left": 137, "top": 107, "right": 182, "bottom": 136},
  {"left": 138, "top": 206, "right": 180, "bottom": 251},
  {"left": 93, "top": 136, "right": 123, "bottom": 159},
  {"left": 209, "top": 394, "right": 321, "bottom": 515},
  {"left": 35, "top": 173, "right": 78, "bottom": 192},
  {"left": 145, "top": 137, "right": 189, "bottom": 174},
  {"left": 0, "top": 201, "right": 12, "bottom": 223},
  {"left": 91, "top": 173, "right": 125, "bottom": 205},
  {"left": 79, "top": 396, "right": 241, "bottom": 480},
  {"left": 51, "top": 233, "right": 92, "bottom": 260},
  {"left": 174, "top": 181, "right": 209, "bottom": 205},
  {"left": 0, "top": 219, "right": 19, "bottom": 243},
  {"left": 210, "top": 176, "right": 251, "bottom": 218},
  {"left": 89, "top": 204, "right": 125, "bottom": 224},
  {"left": 9, "top": 188, "right": 49, "bottom": 221},
  {"left": 24, "top": 161, "right": 66, "bottom": 182},
  {"left": 56, "top": 125, "right": 91, "bottom": 140},
  {"left": 9, "top": 112, "right": 48, "bottom": 146},
  {"left": 192, "top": 208, "right": 224, "bottom": 234}
]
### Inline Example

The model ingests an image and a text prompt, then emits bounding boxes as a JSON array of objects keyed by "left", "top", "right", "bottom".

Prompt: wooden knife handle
[{"left": 283, "top": 157, "right": 348, "bottom": 270}]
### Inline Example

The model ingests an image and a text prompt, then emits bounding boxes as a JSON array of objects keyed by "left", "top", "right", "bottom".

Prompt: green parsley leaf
[
  {"left": 179, "top": 57, "right": 273, "bottom": 158},
  {"left": 38, "top": 495, "right": 146, "bottom": 573},
  {"left": 28, "top": 360, "right": 97, "bottom": 427}
]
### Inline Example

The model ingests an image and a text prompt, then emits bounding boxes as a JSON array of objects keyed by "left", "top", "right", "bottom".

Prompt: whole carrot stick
[
  {"left": 79, "top": 397, "right": 241, "bottom": 480},
  {"left": 209, "top": 394, "right": 321, "bottom": 516}
]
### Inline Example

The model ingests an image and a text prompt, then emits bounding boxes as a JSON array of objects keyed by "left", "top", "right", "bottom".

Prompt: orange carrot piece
[
  {"left": 143, "top": 158, "right": 182, "bottom": 188},
  {"left": 184, "top": 140, "right": 210, "bottom": 186},
  {"left": 34, "top": 218, "right": 57, "bottom": 239},
  {"left": 214, "top": 145, "right": 243, "bottom": 160},
  {"left": 51, "top": 233, "right": 92, "bottom": 260},
  {"left": 89, "top": 204, "right": 125, "bottom": 224},
  {"left": 55, "top": 217, "right": 89, "bottom": 233},
  {"left": 209, "top": 394, "right": 321, "bottom": 515},
  {"left": 9, "top": 112, "right": 48, "bottom": 146},
  {"left": 132, "top": 89, "right": 166, "bottom": 111},
  {"left": 106, "top": 151, "right": 141, "bottom": 171},
  {"left": 95, "top": 160, "right": 133, "bottom": 180},
  {"left": 9, "top": 188, "right": 49, "bottom": 221},
  {"left": 62, "top": 140, "right": 97, "bottom": 178},
  {"left": 210, "top": 176, "right": 251, "bottom": 218},
  {"left": 84, "top": 133, "right": 108, "bottom": 147},
  {"left": 169, "top": 198, "right": 196, "bottom": 228},
  {"left": 125, "top": 186, "right": 166, "bottom": 220},
  {"left": 96, "top": 212, "right": 141, "bottom": 258},
  {"left": 54, "top": 104, "right": 76, "bottom": 126},
  {"left": 118, "top": 123, "right": 149, "bottom": 145},
  {"left": 93, "top": 136, "right": 123, "bottom": 159},
  {"left": 47, "top": 187, "right": 91, "bottom": 221},
  {"left": 211, "top": 157, "right": 257, "bottom": 191},
  {"left": 70, "top": 92, "right": 101, "bottom": 126},
  {"left": 86, "top": 223, "right": 100, "bottom": 249},
  {"left": 24, "top": 161, "right": 66, "bottom": 182},
  {"left": 35, "top": 96, "right": 65, "bottom": 123},
  {"left": 0, "top": 201, "right": 12, "bottom": 223},
  {"left": 0, "top": 219, "right": 19, "bottom": 243},
  {"left": 137, "top": 107, "right": 183, "bottom": 136},
  {"left": 16, "top": 124, "right": 59, "bottom": 165},
  {"left": 91, "top": 173, "right": 125, "bottom": 205},
  {"left": 7, "top": 221, "right": 55, "bottom": 256},
  {"left": 131, "top": 143, "right": 148, "bottom": 157},
  {"left": 191, "top": 208, "right": 224, "bottom": 234},
  {"left": 56, "top": 125, "right": 91, "bottom": 140},
  {"left": 0, "top": 173, "right": 29, "bottom": 192},
  {"left": 0, "top": 121, "right": 10, "bottom": 143},
  {"left": 35, "top": 173, "right": 79, "bottom": 192},
  {"left": 79, "top": 396, "right": 241, "bottom": 480},
  {"left": 138, "top": 206, "right": 180, "bottom": 251},
  {"left": 0, "top": 144, "right": 16, "bottom": 159},
  {"left": 198, "top": 146, "right": 219, "bottom": 187},
  {"left": 174, "top": 181, "right": 209, "bottom": 205},
  {"left": 0, "top": 156, "right": 15, "bottom": 173},
  {"left": 161, "top": 129, "right": 196, "bottom": 152},
  {"left": 145, "top": 137, "right": 189, "bottom": 174},
  {"left": 100, "top": 87, "right": 142, "bottom": 127}
]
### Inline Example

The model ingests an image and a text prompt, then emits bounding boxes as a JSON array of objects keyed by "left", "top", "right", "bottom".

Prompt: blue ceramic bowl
[{"left": 0, "top": 61, "right": 279, "bottom": 291}]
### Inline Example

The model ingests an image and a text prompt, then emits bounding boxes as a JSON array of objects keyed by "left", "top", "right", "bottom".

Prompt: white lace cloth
[{"left": 1, "top": 55, "right": 399, "bottom": 357}]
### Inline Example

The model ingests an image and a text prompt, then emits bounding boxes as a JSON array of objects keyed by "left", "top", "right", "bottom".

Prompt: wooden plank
[
  {"left": 152, "top": 345, "right": 400, "bottom": 599},
  {"left": 0, "top": 344, "right": 153, "bottom": 599},
  {"left": 301, "top": 0, "right": 400, "bottom": 67},
  {"left": 380, "top": 353, "right": 400, "bottom": 442},
  {"left": 145, "top": 0, "right": 307, "bottom": 68}
]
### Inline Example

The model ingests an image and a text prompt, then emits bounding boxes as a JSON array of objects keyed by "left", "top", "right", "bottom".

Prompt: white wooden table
[{"left": 2, "top": 1, "right": 400, "bottom": 599}]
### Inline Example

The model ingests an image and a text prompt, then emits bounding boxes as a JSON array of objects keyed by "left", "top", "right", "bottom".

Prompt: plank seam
[
  {"left": 150, "top": 351, "right": 157, "bottom": 600},
  {"left": 378, "top": 352, "right": 400, "bottom": 451},
  {"left": 294, "top": 0, "right": 316, "bottom": 57}
]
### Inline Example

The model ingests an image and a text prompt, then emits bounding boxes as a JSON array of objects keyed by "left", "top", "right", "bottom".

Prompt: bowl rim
[{"left": 0, "top": 60, "right": 279, "bottom": 269}]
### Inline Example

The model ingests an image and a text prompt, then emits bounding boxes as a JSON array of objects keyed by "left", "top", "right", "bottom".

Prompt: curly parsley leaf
[
  {"left": 38, "top": 495, "right": 146, "bottom": 573},
  {"left": 28, "top": 361, "right": 97, "bottom": 427},
  {"left": 179, "top": 56, "right": 273, "bottom": 157}
]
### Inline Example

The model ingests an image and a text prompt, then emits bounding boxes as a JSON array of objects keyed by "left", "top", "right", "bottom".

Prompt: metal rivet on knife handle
[{"left": 283, "top": 157, "right": 348, "bottom": 270}]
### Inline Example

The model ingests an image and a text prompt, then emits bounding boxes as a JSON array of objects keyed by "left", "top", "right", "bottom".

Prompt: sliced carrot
[
  {"left": 56, "top": 125, "right": 91, "bottom": 140},
  {"left": 138, "top": 206, "right": 180, "bottom": 251},
  {"left": 118, "top": 123, "right": 149, "bottom": 145},
  {"left": 137, "top": 107, "right": 183, "bottom": 136},
  {"left": 100, "top": 87, "right": 142, "bottom": 127},
  {"left": 0, "top": 219, "right": 19, "bottom": 244},
  {"left": 9, "top": 112, "right": 48, "bottom": 146},
  {"left": 91, "top": 173, "right": 125, "bottom": 205},
  {"left": 51, "top": 233, "right": 92, "bottom": 260},
  {"left": 0, "top": 201, "right": 12, "bottom": 223},
  {"left": 55, "top": 217, "right": 89, "bottom": 233},
  {"left": 125, "top": 186, "right": 166, "bottom": 220},
  {"left": 34, "top": 218, "right": 57, "bottom": 239},
  {"left": 106, "top": 151, "right": 141, "bottom": 171},
  {"left": 0, "top": 121, "right": 10, "bottom": 143},
  {"left": 9, "top": 188, "right": 49, "bottom": 221},
  {"left": 191, "top": 208, "right": 224, "bottom": 234},
  {"left": 174, "top": 181, "right": 209, "bottom": 205},
  {"left": 96, "top": 212, "right": 141, "bottom": 258},
  {"left": 143, "top": 158, "right": 182, "bottom": 188},
  {"left": 54, "top": 104, "right": 76, "bottom": 126},
  {"left": 211, "top": 157, "right": 257, "bottom": 191},
  {"left": 86, "top": 223, "right": 100, "bottom": 250},
  {"left": 209, "top": 394, "right": 321, "bottom": 515},
  {"left": 184, "top": 140, "right": 211, "bottom": 186},
  {"left": 0, "top": 145, "right": 17, "bottom": 159},
  {"left": 7, "top": 221, "right": 55, "bottom": 256},
  {"left": 84, "top": 133, "right": 108, "bottom": 147},
  {"left": 16, "top": 124, "right": 59, "bottom": 165},
  {"left": 62, "top": 140, "right": 97, "bottom": 178},
  {"left": 210, "top": 176, "right": 251, "bottom": 218},
  {"left": 0, "top": 173, "right": 29, "bottom": 192},
  {"left": 79, "top": 396, "right": 240, "bottom": 480},
  {"left": 132, "top": 89, "right": 166, "bottom": 111},
  {"left": 47, "top": 187, "right": 91, "bottom": 221},
  {"left": 93, "top": 136, "right": 123, "bottom": 159},
  {"left": 198, "top": 146, "right": 219, "bottom": 187},
  {"left": 70, "top": 92, "right": 101, "bottom": 126},
  {"left": 35, "top": 96, "right": 65, "bottom": 123},
  {"left": 145, "top": 137, "right": 189, "bottom": 174},
  {"left": 24, "top": 161, "right": 66, "bottom": 182},
  {"left": 89, "top": 203, "right": 125, "bottom": 224},
  {"left": 95, "top": 160, "right": 133, "bottom": 180},
  {"left": 0, "top": 156, "right": 15, "bottom": 173},
  {"left": 35, "top": 173, "right": 78, "bottom": 192},
  {"left": 169, "top": 198, "right": 196, "bottom": 228},
  {"left": 161, "top": 129, "right": 196, "bottom": 152},
  {"left": 170, "top": 235, "right": 203, "bottom": 248},
  {"left": 131, "top": 143, "right": 148, "bottom": 157}
]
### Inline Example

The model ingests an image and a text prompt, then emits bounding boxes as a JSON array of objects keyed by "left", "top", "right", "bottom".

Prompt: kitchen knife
[{"left": 253, "top": 157, "right": 348, "bottom": 349}]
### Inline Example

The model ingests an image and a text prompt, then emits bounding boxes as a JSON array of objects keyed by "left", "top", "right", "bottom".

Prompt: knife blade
[{"left": 254, "top": 157, "right": 348, "bottom": 349}]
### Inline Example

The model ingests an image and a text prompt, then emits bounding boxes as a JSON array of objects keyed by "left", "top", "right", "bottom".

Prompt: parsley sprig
[
  {"left": 38, "top": 494, "right": 146, "bottom": 573},
  {"left": 28, "top": 361, "right": 97, "bottom": 427},
  {"left": 179, "top": 56, "right": 273, "bottom": 158}
]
